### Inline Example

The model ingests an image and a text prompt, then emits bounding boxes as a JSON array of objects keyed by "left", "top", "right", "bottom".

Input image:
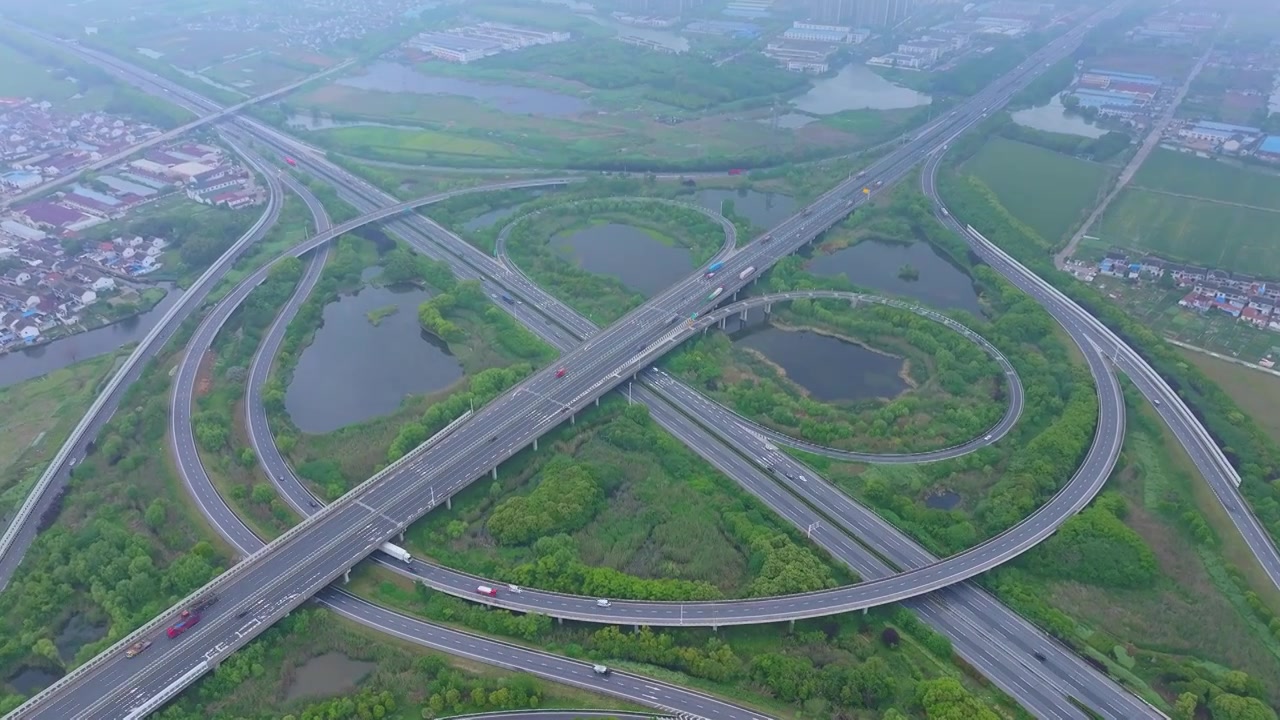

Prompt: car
[
  {"left": 984, "top": 435, "right": 992, "bottom": 441},
  {"left": 555, "top": 367, "right": 567, "bottom": 378},
  {"left": 507, "top": 584, "right": 522, "bottom": 593},
  {"left": 236, "top": 609, "right": 250, "bottom": 619},
  {"left": 124, "top": 641, "right": 152, "bottom": 658},
  {"left": 1033, "top": 651, "right": 1047, "bottom": 662},
  {"left": 596, "top": 598, "right": 611, "bottom": 607},
  {"left": 489, "top": 435, "right": 497, "bottom": 443},
  {"left": 308, "top": 500, "right": 319, "bottom": 508},
  {"left": 593, "top": 664, "right": 611, "bottom": 676},
  {"left": 560, "top": 406, "right": 569, "bottom": 413},
  {"left": 1154, "top": 399, "right": 1162, "bottom": 406},
  {"left": 476, "top": 585, "right": 498, "bottom": 597}
]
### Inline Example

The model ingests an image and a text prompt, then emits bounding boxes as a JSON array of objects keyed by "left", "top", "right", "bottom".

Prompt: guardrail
[{"left": 0, "top": 146, "right": 281, "bottom": 584}]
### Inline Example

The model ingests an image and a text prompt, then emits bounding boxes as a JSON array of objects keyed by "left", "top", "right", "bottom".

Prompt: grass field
[
  {"left": 964, "top": 137, "right": 1111, "bottom": 244},
  {"left": 0, "top": 352, "right": 125, "bottom": 519},
  {"left": 0, "top": 42, "right": 79, "bottom": 101},
  {"left": 1132, "top": 149, "right": 1280, "bottom": 211},
  {"left": 1180, "top": 348, "right": 1280, "bottom": 445},
  {"left": 1033, "top": 394, "right": 1280, "bottom": 703},
  {"left": 1097, "top": 188, "right": 1280, "bottom": 275},
  {"left": 312, "top": 125, "right": 520, "bottom": 163}
]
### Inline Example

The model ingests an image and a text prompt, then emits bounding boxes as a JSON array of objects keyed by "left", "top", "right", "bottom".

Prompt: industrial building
[
  {"left": 807, "top": 0, "right": 915, "bottom": 28},
  {"left": 406, "top": 23, "right": 571, "bottom": 64}
]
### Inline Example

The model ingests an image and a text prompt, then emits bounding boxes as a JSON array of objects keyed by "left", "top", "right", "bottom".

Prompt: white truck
[
  {"left": 380, "top": 542, "right": 413, "bottom": 564},
  {"left": 739, "top": 266, "right": 756, "bottom": 280}
]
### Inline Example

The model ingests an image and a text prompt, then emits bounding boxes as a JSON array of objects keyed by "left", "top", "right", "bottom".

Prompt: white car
[
  {"left": 596, "top": 598, "right": 611, "bottom": 607},
  {"left": 507, "top": 584, "right": 522, "bottom": 593}
]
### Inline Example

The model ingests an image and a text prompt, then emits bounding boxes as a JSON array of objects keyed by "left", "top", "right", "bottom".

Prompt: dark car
[{"left": 1033, "top": 651, "right": 1047, "bottom": 662}]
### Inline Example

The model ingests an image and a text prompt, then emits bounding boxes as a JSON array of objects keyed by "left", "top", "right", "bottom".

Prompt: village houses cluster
[{"left": 1081, "top": 251, "right": 1280, "bottom": 334}]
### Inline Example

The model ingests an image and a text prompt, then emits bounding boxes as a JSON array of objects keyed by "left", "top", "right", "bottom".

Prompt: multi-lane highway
[{"left": 5, "top": 5, "right": 1164, "bottom": 718}]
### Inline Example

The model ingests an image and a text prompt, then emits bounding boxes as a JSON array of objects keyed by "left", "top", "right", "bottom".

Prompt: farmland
[
  {"left": 963, "top": 137, "right": 1111, "bottom": 244},
  {"left": 1096, "top": 188, "right": 1280, "bottom": 275},
  {"left": 1131, "top": 149, "right": 1280, "bottom": 211}
]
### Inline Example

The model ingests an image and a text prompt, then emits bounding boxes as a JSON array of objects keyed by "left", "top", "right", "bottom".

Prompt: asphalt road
[{"left": 6, "top": 6, "right": 1151, "bottom": 718}]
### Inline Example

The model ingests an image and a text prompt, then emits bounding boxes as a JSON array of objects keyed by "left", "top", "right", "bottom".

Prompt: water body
[
  {"left": 925, "top": 489, "right": 962, "bottom": 510},
  {"left": 285, "top": 113, "right": 421, "bottom": 132},
  {"left": 0, "top": 283, "right": 183, "bottom": 389},
  {"left": 339, "top": 62, "right": 589, "bottom": 117},
  {"left": 551, "top": 223, "right": 693, "bottom": 296},
  {"left": 693, "top": 188, "right": 797, "bottom": 231},
  {"left": 285, "top": 653, "right": 376, "bottom": 702},
  {"left": 285, "top": 282, "right": 462, "bottom": 433},
  {"left": 734, "top": 326, "right": 907, "bottom": 403},
  {"left": 1011, "top": 95, "right": 1107, "bottom": 138},
  {"left": 8, "top": 666, "right": 62, "bottom": 695},
  {"left": 808, "top": 240, "right": 982, "bottom": 316},
  {"left": 792, "top": 65, "right": 932, "bottom": 115},
  {"left": 55, "top": 614, "right": 108, "bottom": 663}
]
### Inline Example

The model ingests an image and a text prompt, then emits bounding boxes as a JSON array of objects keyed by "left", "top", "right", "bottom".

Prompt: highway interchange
[{"left": 5, "top": 2, "right": 1274, "bottom": 712}]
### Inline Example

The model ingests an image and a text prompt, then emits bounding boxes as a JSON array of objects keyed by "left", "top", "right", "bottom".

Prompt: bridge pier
[
  {"left": 398, "top": 531, "right": 404, "bottom": 542},
  {"left": 702, "top": 326, "right": 708, "bottom": 336},
  {"left": 491, "top": 466, "right": 498, "bottom": 480},
  {"left": 594, "top": 397, "right": 600, "bottom": 407},
  {"left": 765, "top": 303, "right": 772, "bottom": 315},
  {"left": 789, "top": 618, "right": 795, "bottom": 631},
  {"left": 533, "top": 437, "right": 538, "bottom": 451},
  {"left": 557, "top": 616, "right": 563, "bottom": 625},
  {"left": 446, "top": 496, "right": 452, "bottom": 510},
  {"left": 343, "top": 569, "right": 350, "bottom": 584},
  {"left": 718, "top": 317, "right": 726, "bottom": 330},
  {"left": 738, "top": 309, "right": 747, "bottom": 323},
  {"left": 571, "top": 413, "right": 576, "bottom": 425}
]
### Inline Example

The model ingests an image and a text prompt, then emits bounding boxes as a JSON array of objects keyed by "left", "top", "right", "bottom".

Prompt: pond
[
  {"left": 1011, "top": 94, "right": 1107, "bottom": 138},
  {"left": 8, "top": 666, "right": 62, "bottom": 696},
  {"left": 284, "top": 280, "right": 463, "bottom": 433},
  {"left": 808, "top": 240, "right": 982, "bottom": 316},
  {"left": 693, "top": 188, "right": 797, "bottom": 231},
  {"left": 550, "top": 222, "right": 693, "bottom": 296},
  {"left": 0, "top": 283, "right": 183, "bottom": 390},
  {"left": 339, "top": 62, "right": 590, "bottom": 117},
  {"left": 924, "top": 489, "right": 962, "bottom": 510},
  {"left": 792, "top": 65, "right": 932, "bottom": 115},
  {"left": 55, "top": 614, "right": 108, "bottom": 663},
  {"left": 732, "top": 325, "right": 908, "bottom": 403},
  {"left": 285, "top": 653, "right": 377, "bottom": 702}
]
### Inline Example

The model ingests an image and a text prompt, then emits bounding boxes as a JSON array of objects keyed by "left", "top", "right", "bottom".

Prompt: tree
[
  {"left": 1209, "top": 693, "right": 1277, "bottom": 720},
  {"left": 1173, "top": 692, "right": 1198, "bottom": 720},
  {"left": 881, "top": 627, "right": 900, "bottom": 648}
]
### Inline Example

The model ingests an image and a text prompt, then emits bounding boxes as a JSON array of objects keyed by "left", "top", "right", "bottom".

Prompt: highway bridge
[
  {"left": 2, "top": 2, "right": 1259, "bottom": 712},
  {"left": 2, "top": 6, "right": 1162, "bottom": 718}
]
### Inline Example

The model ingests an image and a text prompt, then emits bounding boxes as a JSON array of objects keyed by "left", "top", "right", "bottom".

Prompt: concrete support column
[
  {"left": 765, "top": 303, "right": 772, "bottom": 315},
  {"left": 533, "top": 437, "right": 538, "bottom": 451},
  {"left": 491, "top": 466, "right": 498, "bottom": 480},
  {"left": 718, "top": 317, "right": 726, "bottom": 330},
  {"left": 702, "top": 327, "right": 708, "bottom": 336},
  {"left": 446, "top": 496, "right": 452, "bottom": 510},
  {"left": 739, "top": 309, "right": 747, "bottom": 323},
  {"left": 398, "top": 531, "right": 404, "bottom": 542},
  {"left": 571, "top": 413, "right": 576, "bottom": 425},
  {"left": 862, "top": 607, "right": 868, "bottom": 615},
  {"left": 343, "top": 569, "right": 350, "bottom": 584},
  {"left": 557, "top": 616, "right": 563, "bottom": 625},
  {"left": 594, "top": 397, "right": 600, "bottom": 407},
  {"left": 789, "top": 618, "right": 795, "bottom": 631}
]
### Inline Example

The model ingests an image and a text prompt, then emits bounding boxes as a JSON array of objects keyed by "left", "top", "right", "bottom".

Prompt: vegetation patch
[
  {"left": 405, "top": 401, "right": 842, "bottom": 600},
  {"left": 1132, "top": 148, "right": 1280, "bottom": 211}
]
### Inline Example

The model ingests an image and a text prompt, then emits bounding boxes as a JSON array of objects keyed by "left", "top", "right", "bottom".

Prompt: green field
[
  {"left": 1181, "top": 349, "right": 1280, "bottom": 445},
  {"left": 0, "top": 41, "right": 78, "bottom": 101},
  {"left": 1097, "top": 188, "right": 1280, "bottom": 275},
  {"left": 313, "top": 124, "right": 520, "bottom": 162},
  {"left": 964, "top": 137, "right": 1111, "bottom": 244},
  {"left": 1132, "top": 149, "right": 1280, "bottom": 210}
]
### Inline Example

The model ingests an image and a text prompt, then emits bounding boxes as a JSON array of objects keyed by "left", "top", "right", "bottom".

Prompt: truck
[
  {"left": 284, "top": 156, "right": 297, "bottom": 167},
  {"left": 167, "top": 613, "right": 200, "bottom": 639},
  {"left": 707, "top": 286, "right": 724, "bottom": 301},
  {"left": 707, "top": 261, "right": 725, "bottom": 273},
  {"left": 192, "top": 595, "right": 218, "bottom": 612},
  {"left": 738, "top": 267, "right": 756, "bottom": 280},
  {"left": 125, "top": 640, "right": 152, "bottom": 658},
  {"left": 801, "top": 207, "right": 812, "bottom": 215},
  {"left": 380, "top": 542, "right": 413, "bottom": 564},
  {"left": 499, "top": 293, "right": 515, "bottom": 305},
  {"left": 476, "top": 585, "right": 498, "bottom": 597}
]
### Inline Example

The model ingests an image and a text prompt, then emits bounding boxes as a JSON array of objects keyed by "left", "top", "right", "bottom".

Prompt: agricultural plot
[
  {"left": 964, "top": 137, "right": 1111, "bottom": 244},
  {"left": 1131, "top": 149, "right": 1280, "bottom": 211}
]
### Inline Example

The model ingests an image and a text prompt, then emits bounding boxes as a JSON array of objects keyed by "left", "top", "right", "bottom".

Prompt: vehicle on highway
[
  {"left": 556, "top": 367, "right": 567, "bottom": 378},
  {"left": 739, "top": 267, "right": 756, "bottom": 281},
  {"left": 476, "top": 585, "right": 498, "bottom": 597},
  {"left": 1154, "top": 399, "right": 1162, "bottom": 406},
  {"left": 728, "top": 168, "right": 744, "bottom": 175},
  {"left": 707, "top": 261, "right": 725, "bottom": 274},
  {"left": 124, "top": 641, "right": 152, "bottom": 658},
  {"left": 667, "top": 314, "right": 680, "bottom": 325},
  {"left": 489, "top": 435, "right": 497, "bottom": 443},
  {"left": 192, "top": 595, "right": 218, "bottom": 612},
  {"left": 500, "top": 293, "right": 515, "bottom": 305},
  {"left": 593, "top": 664, "right": 611, "bottom": 676},
  {"left": 284, "top": 156, "right": 296, "bottom": 166},
  {"left": 874, "top": 180, "right": 883, "bottom": 187},
  {"left": 707, "top": 286, "right": 724, "bottom": 301},
  {"left": 942, "top": 208, "right": 949, "bottom": 216},
  {"left": 762, "top": 234, "right": 772, "bottom": 242},
  {"left": 596, "top": 598, "right": 611, "bottom": 607},
  {"left": 802, "top": 207, "right": 812, "bottom": 215},
  {"left": 236, "top": 609, "right": 250, "bottom": 619},
  {"left": 1034, "top": 651, "right": 1047, "bottom": 662},
  {"left": 380, "top": 542, "right": 413, "bottom": 564},
  {"left": 507, "top": 584, "right": 522, "bottom": 593},
  {"left": 166, "top": 613, "right": 200, "bottom": 639}
]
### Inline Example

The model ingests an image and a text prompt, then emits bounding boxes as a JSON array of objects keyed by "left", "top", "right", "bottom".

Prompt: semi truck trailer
[{"left": 380, "top": 542, "right": 413, "bottom": 564}]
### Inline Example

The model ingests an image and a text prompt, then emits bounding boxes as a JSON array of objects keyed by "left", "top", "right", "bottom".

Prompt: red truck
[
  {"left": 167, "top": 613, "right": 200, "bottom": 639},
  {"left": 727, "top": 168, "right": 744, "bottom": 175},
  {"left": 284, "top": 156, "right": 297, "bottom": 167}
]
